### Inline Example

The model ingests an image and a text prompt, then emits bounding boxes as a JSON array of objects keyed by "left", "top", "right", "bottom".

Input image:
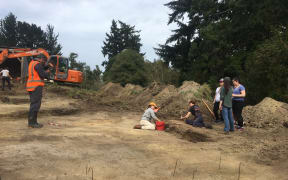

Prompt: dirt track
[{"left": 0, "top": 87, "right": 287, "bottom": 180}]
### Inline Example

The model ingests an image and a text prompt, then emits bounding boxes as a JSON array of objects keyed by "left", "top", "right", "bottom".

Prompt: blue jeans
[{"left": 222, "top": 107, "right": 234, "bottom": 132}]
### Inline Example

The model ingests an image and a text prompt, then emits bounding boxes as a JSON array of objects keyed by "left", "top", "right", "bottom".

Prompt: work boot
[
  {"left": 28, "top": 112, "right": 43, "bottom": 128},
  {"left": 27, "top": 111, "right": 34, "bottom": 127},
  {"left": 30, "top": 123, "right": 43, "bottom": 128},
  {"left": 133, "top": 125, "right": 142, "bottom": 129}
]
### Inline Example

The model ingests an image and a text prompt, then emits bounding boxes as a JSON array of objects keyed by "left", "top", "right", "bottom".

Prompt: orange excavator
[{"left": 0, "top": 47, "right": 83, "bottom": 84}]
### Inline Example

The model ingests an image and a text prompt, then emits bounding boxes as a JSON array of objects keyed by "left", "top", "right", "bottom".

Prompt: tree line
[
  {"left": 101, "top": 20, "right": 179, "bottom": 87},
  {"left": 0, "top": 13, "right": 62, "bottom": 55},
  {"left": 0, "top": 13, "right": 102, "bottom": 89},
  {"left": 2, "top": 0, "right": 288, "bottom": 105},
  {"left": 154, "top": 0, "right": 288, "bottom": 104}
]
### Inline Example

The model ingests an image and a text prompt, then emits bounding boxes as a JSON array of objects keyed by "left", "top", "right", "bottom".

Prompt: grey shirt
[{"left": 141, "top": 108, "right": 158, "bottom": 122}]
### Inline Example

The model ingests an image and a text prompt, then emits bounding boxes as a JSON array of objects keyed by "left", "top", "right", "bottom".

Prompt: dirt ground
[{"left": 0, "top": 85, "right": 287, "bottom": 180}]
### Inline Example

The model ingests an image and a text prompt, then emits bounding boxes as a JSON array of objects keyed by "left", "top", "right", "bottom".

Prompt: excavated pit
[
  {"left": 166, "top": 121, "right": 213, "bottom": 143},
  {"left": 0, "top": 97, "right": 30, "bottom": 105},
  {"left": 0, "top": 108, "right": 81, "bottom": 119},
  {"left": 20, "top": 135, "right": 64, "bottom": 142}
]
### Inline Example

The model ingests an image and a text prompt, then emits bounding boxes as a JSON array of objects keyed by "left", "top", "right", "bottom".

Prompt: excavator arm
[
  {"left": 0, "top": 47, "right": 82, "bottom": 84},
  {"left": 0, "top": 48, "right": 49, "bottom": 65}
]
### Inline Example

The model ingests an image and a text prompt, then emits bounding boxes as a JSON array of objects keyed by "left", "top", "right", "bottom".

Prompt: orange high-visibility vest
[{"left": 26, "top": 60, "right": 45, "bottom": 92}]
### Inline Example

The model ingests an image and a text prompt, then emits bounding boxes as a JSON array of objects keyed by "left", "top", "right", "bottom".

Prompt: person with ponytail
[{"left": 219, "top": 77, "right": 234, "bottom": 133}]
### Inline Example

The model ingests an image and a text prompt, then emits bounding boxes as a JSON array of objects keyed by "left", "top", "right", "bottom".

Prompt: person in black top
[{"left": 181, "top": 100, "right": 205, "bottom": 127}]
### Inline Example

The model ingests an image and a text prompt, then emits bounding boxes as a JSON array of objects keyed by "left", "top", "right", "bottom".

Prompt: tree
[
  {"left": 92, "top": 65, "right": 102, "bottom": 82},
  {"left": 104, "top": 49, "right": 148, "bottom": 87},
  {"left": 0, "top": 12, "right": 62, "bottom": 55},
  {"left": 156, "top": 0, "right": 288, "bottom": 104},
  {"left": 17, "top": 21, "right": 47, "bottom": 48},
  {"left": 245, "top": 29, "right": 288, "bottom": 104},
  {"left": 0, "top": 12, "right": 17, "bottom": 46},
  {"left": 102, "top": 20, "right": 143, "bottom": 72},
  {"left": 68, "top": 52, "right": 103, "bottom": 90},
  {"left": 44, "top": 24, "right": 62, "bottom": 55},
  {"left": 146, "top": 60, "right": 180, "bottom": 85},
  {"left": 68, "top": 52, "right": 85, "bottom": 71}
]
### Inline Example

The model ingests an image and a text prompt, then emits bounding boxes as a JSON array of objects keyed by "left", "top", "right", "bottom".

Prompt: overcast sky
[{"left": 1, "top": 0, "right": 175, "bottom": 69}]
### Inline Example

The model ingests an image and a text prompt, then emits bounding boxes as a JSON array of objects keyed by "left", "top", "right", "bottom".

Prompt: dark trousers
[
  {"left": 29, "top": 86, "right": 43, "bottom": 120},
  {"left": 232, "top": 100, "right": 245, "bottom": 127},
  {"left": 2, "top": 77, "right": 11, "bottom": 90},
  {"left": 213, "top": 102, "right": 223, "bottom": 121},
  {"left": 186, "top": 116, "right": 205, "bottom": 127}
]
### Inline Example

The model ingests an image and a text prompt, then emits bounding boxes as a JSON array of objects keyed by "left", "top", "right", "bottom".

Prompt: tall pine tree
[
  {"left": 102, "top": 20, "right": 143, "bottom": 72},
  {"left": 0, "top": 12, "right": 17, "bottom": 46},
  {"left": 0, "top": 12, "right": 62, "bottom": 55},
  {"left": 44, "top": 24, "right": 62, "bottom": 55}
]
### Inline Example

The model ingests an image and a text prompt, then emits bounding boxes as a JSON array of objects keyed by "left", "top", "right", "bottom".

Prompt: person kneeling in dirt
[
  {"left": 181, "top": 100, "right": 205, "bottom": 127},
  {"left": 134, "top": 102, "right": 161, "bottom": 130}
]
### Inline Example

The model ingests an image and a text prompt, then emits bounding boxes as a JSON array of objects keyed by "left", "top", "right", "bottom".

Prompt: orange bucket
[{"left": 156, "top": 121, "right": 165, "bottom": 131}]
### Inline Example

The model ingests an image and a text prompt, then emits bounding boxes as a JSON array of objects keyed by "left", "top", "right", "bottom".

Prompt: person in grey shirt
[{"left": 134, "top": 102, "right": 161, "bottom": 130}]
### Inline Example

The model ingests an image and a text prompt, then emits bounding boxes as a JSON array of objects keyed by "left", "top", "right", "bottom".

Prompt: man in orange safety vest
[{"left": 26, "top": 54, "right": 51, "bottom": 128}]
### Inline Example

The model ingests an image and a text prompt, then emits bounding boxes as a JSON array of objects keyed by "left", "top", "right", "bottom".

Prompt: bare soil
[{"left": 0, "top": 84, "right": 287, "bottom": 180}]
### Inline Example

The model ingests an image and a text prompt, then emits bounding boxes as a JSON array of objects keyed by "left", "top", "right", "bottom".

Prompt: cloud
[{"left": 1, "top": 0, "right": 175, "bottom": 69}]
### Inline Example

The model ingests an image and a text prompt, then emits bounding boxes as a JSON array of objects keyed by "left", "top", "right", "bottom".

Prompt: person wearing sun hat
[{"left": 134, "top": 102, "right": 161, "bottom": 130}]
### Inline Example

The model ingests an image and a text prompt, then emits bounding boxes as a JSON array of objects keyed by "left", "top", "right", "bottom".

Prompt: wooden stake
[
  {"left": 173, "top": 159, "right": 179, "bottom": 177},
  {"left": 238, "top": 162, "right": 242, "bottom": 180},
  {"left": 202, "top": 99, "right": 216, "bottom": 119},
  {"left": 219, "top": 153, "right": 222, "bottom": 170}
]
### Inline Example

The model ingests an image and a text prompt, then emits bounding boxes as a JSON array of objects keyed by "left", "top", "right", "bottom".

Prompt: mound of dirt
[
  {"left": 98, "top": 82, "right": 124, "bottom": 97},
  {"left": 152, "top": 85, "right": 178, "bottom": 107},
  {"left": 178, "top": 81, "right": 201, "bottom": 100},
  {"left": 118, "top": 84, "right": 144, "bottom": 99},
  {"left": 133, "top": 82, "right": 166, "bottom": 108},
  {"left": 146, "top": 82, "right": 214, "bottom": 122},
  {"left": 131, "top": 81, "right": 213, "bottom": 122},
  {"left": 56, "top": 81, "right": 215, "bottom": 122},
  {"left": 243, "top": 97, "right": 288, "bottom": 128}
]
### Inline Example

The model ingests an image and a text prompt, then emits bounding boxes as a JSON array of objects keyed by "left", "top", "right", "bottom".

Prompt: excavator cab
[
  {"left": 56, "top": 56, "right": 69, "bottom": 80},
  {"left": 47, "top": 55, "right": 68, "bottom": 80},
  {"left": 48, "top": 55, "right": 57, "bottom": 79},
  {"left": 47, "top": 55, "right": 83, "bottom": 84}
]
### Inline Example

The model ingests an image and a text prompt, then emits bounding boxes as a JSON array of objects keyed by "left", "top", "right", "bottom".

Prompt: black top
[
  {"left": 189, "top": 105, "right": 202, "bottom": 118},
  {"left": 34, "top": 63, "right": 50, "bottom": 79}
]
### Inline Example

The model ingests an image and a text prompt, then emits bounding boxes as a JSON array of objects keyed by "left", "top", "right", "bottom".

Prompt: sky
[{"left": 0, "top": 0, "right": 175, "bottom": 70}]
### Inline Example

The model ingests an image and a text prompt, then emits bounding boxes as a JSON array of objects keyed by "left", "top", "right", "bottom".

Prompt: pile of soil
[
  {"left": 98, "top": 82, "right": 124, "bottom": 97},
  {"left": 243, "top": 97, "right": 288, "bottom": 128},
  {"left": 47, "top": 81, "right": 215, "bottom": 123},
  {"left": 178, "top": 81, "right": 201, "bottom": 100},
  {"left": 98, "top": 81, "right": 214, "bottom": 122},
  {"left": 118, "top": 84, "right": 143, "bottom": 99},
  {"left": 156, "top": 82, "right": 212, "bottom": 121}
]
